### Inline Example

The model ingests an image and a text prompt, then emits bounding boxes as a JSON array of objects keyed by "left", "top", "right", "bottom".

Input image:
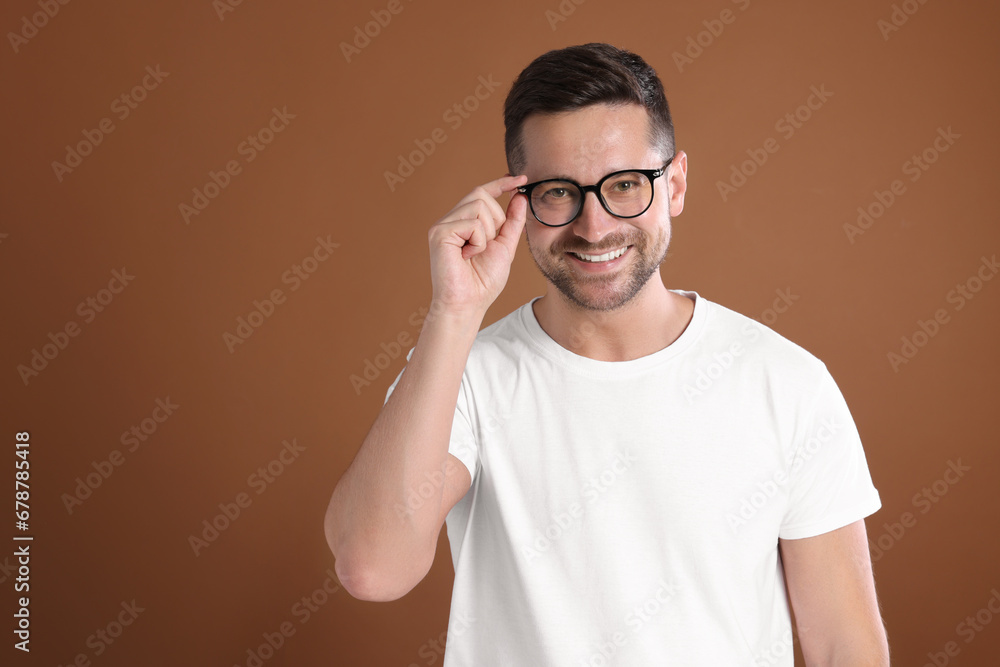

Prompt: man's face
[{"left": 520, "top": 103, "right": 685, "bottom": 312}]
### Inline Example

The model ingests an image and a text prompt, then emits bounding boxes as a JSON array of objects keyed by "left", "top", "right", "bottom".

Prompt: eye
[
  {"left": 605, "top": 173, "right": 649, "bottom": 195},
  {"left": 609, "top": 179, "right": 640, "bottom": 193},
  {"left": 536, "top": 183, "right": 577, "bottom": 202}
]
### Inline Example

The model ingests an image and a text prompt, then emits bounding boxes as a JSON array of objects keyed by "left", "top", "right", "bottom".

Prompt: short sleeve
[
  {"left": 778, "top": 366, "right": 882, "bottom": 540},
  {"left": 383, "top": 347, "right": 480, "bottom": 481}
]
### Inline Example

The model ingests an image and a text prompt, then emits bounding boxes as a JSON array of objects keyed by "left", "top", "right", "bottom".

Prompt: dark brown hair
[{"left": 503, "top": 43, "right": 675, "bottom": 174}]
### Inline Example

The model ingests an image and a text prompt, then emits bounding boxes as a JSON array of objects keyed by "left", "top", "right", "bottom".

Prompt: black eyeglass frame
[{"left": 516, "top": 157, "right": 674, "bottom": 227}]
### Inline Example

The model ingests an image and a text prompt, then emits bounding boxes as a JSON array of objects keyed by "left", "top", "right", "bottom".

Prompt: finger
[
  {"left": 442, "top": 199, "right": 498, "bottom": 239},
  {"left": 452, "top": 187, "right": 505, "bottom": 227},
  {"left": 435, "top": 218, "right": 487, "bottom": 254},
  {"left": 479, "top": 173, "right": 529, "bottom": 200},
  {"left": 460, "top": 223, "right": 487, "bottom": 260},
  {"left": 453, "top": 175, "right": 528, "bottom": 222},
  {"left": 495, "top": 192, "right": 528, "bottom": 253}
]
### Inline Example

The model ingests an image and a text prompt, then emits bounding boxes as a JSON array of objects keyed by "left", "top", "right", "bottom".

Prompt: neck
[{"left": 532, "top": 277, "right": 695, "bottom": 362}]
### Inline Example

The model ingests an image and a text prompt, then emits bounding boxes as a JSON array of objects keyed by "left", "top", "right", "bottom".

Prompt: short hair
[{"left": 503, "top": 43, "right": 675, "bottom": 174}]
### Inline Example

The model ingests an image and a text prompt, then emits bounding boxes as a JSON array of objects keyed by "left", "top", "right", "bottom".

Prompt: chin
[{"left": 555, "top": 276, "right": 652, "bottom": 312}]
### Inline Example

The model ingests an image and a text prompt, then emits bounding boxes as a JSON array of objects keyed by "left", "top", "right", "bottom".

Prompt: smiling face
[{"left": 521, "top": 103, "right": 685, "bottom": 312}]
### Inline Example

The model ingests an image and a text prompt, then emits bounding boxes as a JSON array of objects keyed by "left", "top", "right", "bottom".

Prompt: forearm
[
  {"left": 325, "top": 307, "right": 482, "bottom": 596},
  {"left": 801, "top": 620, "right": 889, "bottom": 667},
  {"left": 806, "top": 647, "right": 889, "bottom": 667}
]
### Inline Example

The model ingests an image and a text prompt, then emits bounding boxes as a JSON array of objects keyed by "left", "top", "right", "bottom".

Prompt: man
[{"left": 326, "top": 43, "right": 889, "bottom": 665}]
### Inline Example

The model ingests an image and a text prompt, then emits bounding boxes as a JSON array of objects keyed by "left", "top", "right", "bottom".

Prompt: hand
[{"left": 427, "top": 174, "right": 528, "bottom": 319}]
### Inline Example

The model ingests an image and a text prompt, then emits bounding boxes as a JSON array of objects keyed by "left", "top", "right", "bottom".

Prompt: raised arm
[{"left": 324, "top": 175, "right": 527, "bottom": 602}]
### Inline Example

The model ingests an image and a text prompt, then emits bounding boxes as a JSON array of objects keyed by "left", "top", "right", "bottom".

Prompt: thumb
[{"left": 496, "top": 193, "right": 527, "bottom": 252}]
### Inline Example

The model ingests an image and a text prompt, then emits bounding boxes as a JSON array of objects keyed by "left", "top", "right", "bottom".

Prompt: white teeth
[{"left": 571, "top": 246, "right": 628, "bottom": 263}]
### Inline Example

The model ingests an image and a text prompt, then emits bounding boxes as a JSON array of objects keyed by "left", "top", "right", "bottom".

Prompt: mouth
[
  {"left": 563, "top": 245, "right": 633, "bottom": 273},
  {"left": 566, "top": 245, "right": 630, "bottom": 264}
]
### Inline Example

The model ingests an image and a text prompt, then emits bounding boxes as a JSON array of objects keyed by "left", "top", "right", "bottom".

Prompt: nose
[{"left": 570, "top": 190, "right": 618, "bottom": 244}]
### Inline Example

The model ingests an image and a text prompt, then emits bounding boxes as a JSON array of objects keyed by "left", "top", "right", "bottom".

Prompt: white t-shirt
[{"left": 384, "top": 290, "right": 881, "bottom": 666}]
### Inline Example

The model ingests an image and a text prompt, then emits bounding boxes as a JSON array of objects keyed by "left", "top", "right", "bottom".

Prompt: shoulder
[
  {"left": 473, "top": 299, "right": 539, "bottom": 348},
  {"left": 696, "top": 294, "right": 833, "bottom": 389},
  {"left": 463, "top": 301, "right": 537, "bottom": 367}
]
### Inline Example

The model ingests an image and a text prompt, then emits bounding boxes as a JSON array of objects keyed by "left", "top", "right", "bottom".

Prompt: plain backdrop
[{"left": 2, "top": 0, "right": 998, "bottom": 664}]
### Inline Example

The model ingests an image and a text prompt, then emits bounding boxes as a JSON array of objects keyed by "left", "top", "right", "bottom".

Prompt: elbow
[
  {"left": 332, "top": 550, "right": 427, "bottom": 602},
  {"left": 324, "top": 511, "right": 431, "bottom": 602},
  {"left": 335, "top": 560, "right": 413, "bottom": 602}
]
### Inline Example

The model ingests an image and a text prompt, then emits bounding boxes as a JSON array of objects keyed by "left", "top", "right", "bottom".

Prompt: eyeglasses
[{"left": 517, "top": 157, "right": 673, "bottom": 227}]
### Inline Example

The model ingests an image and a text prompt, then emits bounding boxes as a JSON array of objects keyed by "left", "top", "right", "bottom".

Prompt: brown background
[{"left": 2, "top": 0, "right": 998, "bottom": 664}]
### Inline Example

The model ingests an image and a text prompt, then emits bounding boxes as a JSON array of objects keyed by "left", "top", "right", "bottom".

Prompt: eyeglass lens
[{"left": 529, "top": 171, "right": 653, "bottom": 226}]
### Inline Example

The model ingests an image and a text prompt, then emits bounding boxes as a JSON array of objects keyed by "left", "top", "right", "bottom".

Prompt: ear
[{"left": 667, "top": 151, "right": 688, "bottom": 217}]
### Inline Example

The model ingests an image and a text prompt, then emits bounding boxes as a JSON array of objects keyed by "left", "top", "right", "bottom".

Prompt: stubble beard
[{"left": 526, "top": 220, "right": 671, "bottom": 313}]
